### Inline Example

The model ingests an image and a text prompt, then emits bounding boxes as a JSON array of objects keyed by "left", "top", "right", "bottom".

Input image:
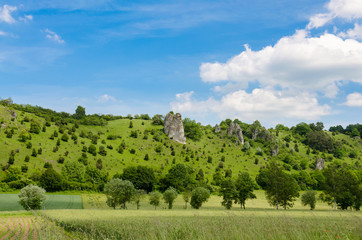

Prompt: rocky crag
[
  {"left": 227, "top": 122, "right": 244, "bottom": 144},
  {"left": 164, "top": 112, "right": 186, "bottom": 144}
]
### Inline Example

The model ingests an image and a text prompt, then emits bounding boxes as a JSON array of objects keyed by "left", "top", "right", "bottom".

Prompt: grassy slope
[{"left": 0, "top": 105, "right": 361, "bottom": 182}]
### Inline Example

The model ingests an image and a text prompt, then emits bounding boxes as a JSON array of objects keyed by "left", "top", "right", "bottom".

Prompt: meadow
[{"left": 0, "top": 191, "right": 361, "bottom": 239}]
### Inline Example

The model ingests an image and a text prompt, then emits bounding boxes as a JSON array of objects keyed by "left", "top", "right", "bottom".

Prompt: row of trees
[
  {"left": 103, "top": 179, "right": 212, "bottom": 210},
  {"left": 257, "top": 162, "right": 361, "bottom": 210}
]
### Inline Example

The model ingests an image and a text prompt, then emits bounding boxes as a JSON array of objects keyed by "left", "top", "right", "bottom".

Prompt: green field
[
  {"left": 0, "top": 192, "right": 361, "bottom": 239},
  {"left": 0, "top": 194, "right": 83, "bottom": 211},
  {"left": 43, "top": 209, "right": 361, "bottom": 240}
]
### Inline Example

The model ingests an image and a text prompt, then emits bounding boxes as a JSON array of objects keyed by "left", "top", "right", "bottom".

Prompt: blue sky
[{"left": 0, "top": 0, "right": 361, "bottom": 128}]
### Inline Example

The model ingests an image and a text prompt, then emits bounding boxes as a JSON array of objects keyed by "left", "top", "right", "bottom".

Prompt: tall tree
[
  {"left": 234, "top": 172, "right": 256, "bottom": 209},
  {"left": 220, "top": 178, "right": 236, "bottom": 209},
  {"left": 104, "top": 179, "right": 135, "bottom": 209},
  {"left": 190, "top": 187, "right": 210, "bottom": 209},
  {"left": 163, "top": 187, "right": 178, "bottom": 209},
  {"left": 263, "top": 161, "right": 300, "bottom": 210},
  {"left": 74, "top": 106, "right": 86, "bottom": 119}
]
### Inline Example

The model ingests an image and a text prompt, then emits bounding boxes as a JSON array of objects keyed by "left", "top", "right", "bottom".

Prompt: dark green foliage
[
  {"left": 8, "top": 155, "right": 15, "bottom": 165},
  {"left": 305, "top": 131, "right": 334, "bottom": 153},
  {"left": 129, "top": 121, "right": 133, "bottom": 128},
  {"left": 152, "top": 114, "right": 164, "bottom": 125},
  {"left": 322, "top": 164, "right": 361, "bottom": 210},
  {"left": 61, "top": 133, "right": 69, "bottom": 142},
  {"left": 293, "top": 122, "right": 312, "bottom": 136},
  {"left": 58, "top": 156, "right": 65, "bottom": 164},
  {"left": 301, "top": 190, "right": 317, "bottom": 210},
  {"left": 121, "top": 165, "right": 156, "bottom": 193},
  {"left": 74, "top": 106, "right": 86, "bottom": 119},
  {"left": 29, "top": 121, "right": 41, "bottom": 134},
  {"left": 163, "top": 187, "right": 178, "bottom": 209},
  {"left": 234, "top": 172, "right": 256, "bottom": 209},
  {"left": 99, "top": 146, "right": 107, "bottom": 156},
  {"left": 190, "top": 187, "right": 210, "bottom": 209},
  {"left": 26, "top": 142, "right": 32, "bottom": 149},
  {"left": 196, "top": 169, "right": 204, "bottom": 181},
  {"left": 21, "top": 165, "right": 28, "bottom": 173},
  {"left": 130, "top": 130, "right": 138, "bottom": 138},
  {"left": 144, "top": 154, "right": 149, "bottom": 161},
  {"left": 183, "top": 118, "right": 203, "bottom": 141},
  {"left": 159, "top": 164, "right": 194, "bottom": 192},
  {"left": 31, "top": 148, "right": 37, "bottom": 157},
  {"left": 220, "top": 178, "right": 236, "bottom": 209},
  {"left": 40, "top": 168, "right": 62, "bottom": 192},
  {"left": 24, "top": 155, "right": 30, "bottom": 162},
  {"left": 263, "top": 161, "right": 300, "bottom": 210},
  {"left": 96, "top": 159, "right": 103, "bottom": 170},
  {"left": 88, "top": 144, "right": 97, "bottom": 156}
]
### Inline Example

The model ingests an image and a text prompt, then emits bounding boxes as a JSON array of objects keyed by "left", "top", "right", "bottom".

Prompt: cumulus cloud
[
  {"left": 0, "top": 5, "right": 17, "bottom": 24},
  {"left": 0, "top": 30, "right": 7, "bottom": 36},
  {"left": 308, "top": 0, "right": 362, "bottom": 29},
  {"left": 344, "top": 92, "right": 362, "bottom": 106},
  {"left": 45, "top": 29, "right": 65, "bottom": 44},
  {"left": 97, "top": 94, "right": 117, "bottom": 103},
  {"left": 171, "top": 89, "right": 330, "bottom": 122},
  {"left": 339, "top": 23, "right": 362, "bottom": 40},
  {"left": 200, "top": 30, "right": 362, "bottom": 98}
]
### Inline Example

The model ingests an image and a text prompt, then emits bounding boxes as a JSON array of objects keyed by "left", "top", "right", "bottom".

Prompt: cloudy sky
[{"left": 0, "top": 0, "right": 361, "bottom": 128}]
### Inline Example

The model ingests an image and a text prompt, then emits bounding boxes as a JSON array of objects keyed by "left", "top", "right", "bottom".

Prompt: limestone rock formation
[
  {"left": 214, "top": 124, "right": 221, "bottom": 133},
  {"left": 315, "top": 157, "right": 325, "bottom": 170},
  {"left": 11, "top": 110, "right": 17, "bottom": 119},
  {"left": 270, "top": 144, "right": 279, "bottom": 156},
  {"left": 227, "top": 122, "right": 244, "bottom": 144},
  {"left": 164, "top": 112, "right": 186, "bottom": 144}
]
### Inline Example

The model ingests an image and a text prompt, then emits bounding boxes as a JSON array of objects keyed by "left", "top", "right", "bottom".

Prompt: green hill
[{"left": 0, "top": 99, "right": 361, "bottom": 192}]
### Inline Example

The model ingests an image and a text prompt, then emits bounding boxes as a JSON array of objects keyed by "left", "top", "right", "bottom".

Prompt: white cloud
[
  {"left": 344, "top": 92, "right": 362, "bottom": 106},
  {"left": 0, "top": 30, "right": 8, "bottom": 36},
  {"left": 339, "top": 23, "right": 362, "bottom": 40},
  {"left": 171, "top": 89, "right": 330, "bottom": 122},
  {"left": 19, "top": 14, "right": 33, "bottom": 22},
  {"left": 308, "top": 0, "right": 362, "bottom": 29},
  {"left": 45, "top": 29, "right": 65, "bottom": 44},
  {"left": 0, "top": 5, "right": 17, "bottom": 24},
  {"left": 200, "top": 30, "right": 362, "bottom": 98},
  {"left": 97, "top": 94, "right": 116, "bottom": 103}
]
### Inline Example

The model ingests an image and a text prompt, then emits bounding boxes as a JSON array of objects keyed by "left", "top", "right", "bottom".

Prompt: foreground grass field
[
  {"left": 43, "top": 209, "right": 361, "bottom": 240},
  {"left": 0, "top": 191, "right": 361, "bottom": 239}
]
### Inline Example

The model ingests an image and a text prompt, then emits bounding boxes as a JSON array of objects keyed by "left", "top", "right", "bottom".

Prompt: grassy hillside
[{"left": 0, "top": 103, "right": 361, "bottom": 188}]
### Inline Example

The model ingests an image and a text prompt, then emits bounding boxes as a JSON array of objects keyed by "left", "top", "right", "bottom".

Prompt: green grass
[
  {"left": 0, "top": 194, "right": 83, "bottom": 211},
  {"left": 43, "top": 209, "right": 362, "bottom": 240}
]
